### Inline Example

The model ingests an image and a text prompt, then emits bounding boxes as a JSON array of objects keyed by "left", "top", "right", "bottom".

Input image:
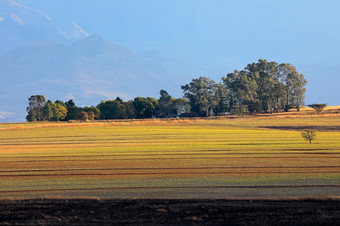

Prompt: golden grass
[{"left": 0, "top": 113, "right": 339, "bottom": 199}]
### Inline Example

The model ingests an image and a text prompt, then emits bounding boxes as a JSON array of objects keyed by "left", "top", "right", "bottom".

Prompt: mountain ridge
[
  {"left": 0, "top": 0, "right": 88, "bottom": 52},
  {"left": 0, "top": 35, "right": 185, "bottom": 122}
]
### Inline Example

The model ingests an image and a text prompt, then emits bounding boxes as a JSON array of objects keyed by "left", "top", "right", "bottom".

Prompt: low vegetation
[
  {"left": 308, "top": 103, "right": 328, "bottom": 114},
  {"left": 1, "top": 113, "right": 339, "bottom": 199},
  {"left": 301, "top": 130, "right": 317, "bottom": 144}
]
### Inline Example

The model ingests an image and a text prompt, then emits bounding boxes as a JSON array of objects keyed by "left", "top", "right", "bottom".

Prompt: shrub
[
  {"left": 88, "top": 111, "right": 95, "bottom": 120},
  {"left": 231, "top": 105, "right": 248, "bottom": 116},
  {"left": 308, "top": 104, "right": 327, "bottom": 114},
  {"left": 301, "top": 130, "right": 316, "bottom": 144},
  {"left": 77, "top": 111, "right": 89, "bottom": 121}
]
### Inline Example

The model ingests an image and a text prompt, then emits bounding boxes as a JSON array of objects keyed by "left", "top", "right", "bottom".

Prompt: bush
[
  {"left": 308, "top": 104, "right": 327, "bottom": 114},
  {"left": 77, "top": 111, "right": 88, "bottom": 121},
  {"left": 301, "top": 130, "right": 316, "bottom": 144},
  {"left": 231, "top": 105, "right": 248, "bottom": 116},
  {"left": 88, "top": 111, "right": 95, "bottom": 120}
]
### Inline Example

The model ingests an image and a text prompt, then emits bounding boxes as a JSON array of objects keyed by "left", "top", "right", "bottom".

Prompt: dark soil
[
  {"left": 0, "top": 199, "right": 339, "bottom": 225},
  {"left": 261, "top": 125, "right": 340, "bottom": 131}
]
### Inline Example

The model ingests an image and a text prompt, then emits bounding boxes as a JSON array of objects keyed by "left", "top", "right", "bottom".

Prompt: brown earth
[
  {"left": 0, "top": 199, "right": 339, "bottom": 225},
  {"left": 262, "top": 125, "right": 340, "bottom": 131}
]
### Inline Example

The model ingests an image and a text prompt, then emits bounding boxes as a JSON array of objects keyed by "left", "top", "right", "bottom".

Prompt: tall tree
[
  {"left": 173, "top": 98, "right": 191, "bottom": 116},
  {"left": 26, "top": 109, "right": 37, "bottom": 122},
  {"left": 213, "top": 83, "right": 229, "bottom": 115},
  {"left": 278, "top": 63, "right": 307, "bottom": 111},
  {"left": 158, "top": 90, "right": 174, "bottom": 118},
  {"left": 124, "top": 100, "right": 136, "bottom": 119},
  {"left": 222, "top": 70, "right": 258, "bottom": 113},
  {"left": 97, "top": 100, "right": 127, "bottom": 119},
  {"left": 42, "top": 100, "right": 54, "bottom": 121},
  {"left": 246, "top": 60, "right": 282, "bottom": 112},
  {"left": 64, "top": 99, "right": 81, "bottom": 120},
  {"left": 55, "top": 100, "right": 66, "bottom": 108},
  {"left": 26, "top": 95, "right": 46, "bottom": 121},
  {"left": 181, "top": 76, "right": 221, "bottom": 116},
  {"left": 51, "top": 103, "right": 68, "bottom": 121},
  {"left": 42, "top": 100, "right": 68, "bottom": 121},
  {"left": 222, "top": 59, "right": 307, "bottom": 113},
  {"left": 133, "top": 97, "right": 158, "bottom": 118}
]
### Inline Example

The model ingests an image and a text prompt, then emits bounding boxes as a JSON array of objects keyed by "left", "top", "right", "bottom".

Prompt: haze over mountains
[
  {"left": 0, "top": 0, "right": 339, "bottom": 122},
  {"left": 0, "top": 0, "right": 187, "bottom": 122},
  {"left": 0, "top": 0, "right": 88, "bottom": 52},
  {"left": 0, "top": 35, "right": 185, "bottom": 121}
]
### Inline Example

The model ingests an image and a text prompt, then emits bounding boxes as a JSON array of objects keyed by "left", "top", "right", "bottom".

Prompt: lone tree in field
[
  {"left": 308, "top": 104, "right": 327, "bottom": 114},
  {"left": 301, "top": 130, "right": 316, "bottom": 144}
]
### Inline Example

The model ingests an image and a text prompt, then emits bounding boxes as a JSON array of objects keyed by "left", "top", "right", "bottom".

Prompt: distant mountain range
[
  {"left": 0, "top": 0, "right": 88, "bottom": 52},
  {"left": 0, "top": 35, "right": 186, "bottom": 122},
  {"left": 0, "top": 0, "right": 189, "bottom": 122},
  {"left": 1, "top": 0, "right": 339, "bottom": 122}
]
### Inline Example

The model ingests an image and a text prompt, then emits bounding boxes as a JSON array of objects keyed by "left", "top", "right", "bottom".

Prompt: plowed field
[{"left": 1, "top": 116, "right": 339, "bottom": 199}]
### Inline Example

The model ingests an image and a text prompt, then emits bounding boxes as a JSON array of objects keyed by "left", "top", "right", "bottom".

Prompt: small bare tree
[{"left": 301, "top": 130, "right": 316, "bottom": 144}]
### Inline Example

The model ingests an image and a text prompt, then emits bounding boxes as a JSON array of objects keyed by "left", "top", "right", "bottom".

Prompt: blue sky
[
  {"left": 21, "top": 0, "right": 340, "bottom": 62},
  {"left": 20, "top": 0, "right": 340, "bottom": 104}
]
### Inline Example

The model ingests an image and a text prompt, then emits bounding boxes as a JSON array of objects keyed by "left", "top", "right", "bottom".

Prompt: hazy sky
[
  {"left": 18, "top": 0, "right": 340, "bottom": 104},
  {"left": 21, "top": 0, "right": 340, "bottom": 62}
]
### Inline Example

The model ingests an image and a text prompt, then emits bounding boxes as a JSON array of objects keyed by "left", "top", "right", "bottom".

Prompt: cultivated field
[{"left": 0, "top": 112, "right": 340, "bottom": 199}]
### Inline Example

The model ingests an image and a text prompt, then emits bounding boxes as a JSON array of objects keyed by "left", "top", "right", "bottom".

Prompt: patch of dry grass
[{"left": 0, "top": 114, "right": 339, "bottom": 199}]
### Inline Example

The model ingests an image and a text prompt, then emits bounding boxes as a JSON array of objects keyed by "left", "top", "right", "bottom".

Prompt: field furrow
[{"left": 0, "top": 117, "right": 339, "bottom": 198}]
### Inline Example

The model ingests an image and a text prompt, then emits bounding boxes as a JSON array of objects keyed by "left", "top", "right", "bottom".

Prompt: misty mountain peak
[
  {"left": 0, "top": 0, "right": 90, "bottom": 52},
  {"left": 71, "top": 35, "right": 134, "bottom": 57},
  {"left": 0, "top": 35, "right": 183, "bottom": 122},
  {"left": 1, "top": 0, "right": 51, "bottom": 24},
  {"left": 69, "top": 22, "right": 89, "bottom": 39}
]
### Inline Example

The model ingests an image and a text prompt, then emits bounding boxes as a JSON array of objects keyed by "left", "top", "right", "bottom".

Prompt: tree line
[
  {"left": 26, "top": 92, "right": 191, "bottom": 121},
  {"left": 26, "top": 59, "right": 308, "bottom": 121}
]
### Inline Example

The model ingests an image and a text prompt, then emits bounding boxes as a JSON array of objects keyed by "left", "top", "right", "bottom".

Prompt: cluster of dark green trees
[
  {"left": 26, "top": 92, "right": 191, "bottom": 121},
  {"left": 182, "top": 59, "right": 307, "bottom": 116},
  {"left": 26, "top": 59, "right": 308, "bottom": 121}
]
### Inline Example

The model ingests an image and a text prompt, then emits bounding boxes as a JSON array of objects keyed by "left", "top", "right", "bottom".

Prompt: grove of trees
[
  {"left": 26, "top": 59, "right": 308, "bottom": 121},
  {"left": 223, "top": 59, "right": 307, "bottom": 114},
  {"left": 26, "top": 91, "right": 191, "bottom": 122}
]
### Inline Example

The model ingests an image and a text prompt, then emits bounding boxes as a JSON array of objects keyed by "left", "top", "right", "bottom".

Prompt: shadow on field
[
  {"left": 261, "top": 126, "right": 340, "bottom": 131},
  {"left": 0, "top": 199, "right": 339, "bottom": 225}
]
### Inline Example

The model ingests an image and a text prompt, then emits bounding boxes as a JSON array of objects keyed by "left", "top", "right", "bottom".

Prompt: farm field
[{"left": 0, "top": 114, "right": 340, "bottom": 199}]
